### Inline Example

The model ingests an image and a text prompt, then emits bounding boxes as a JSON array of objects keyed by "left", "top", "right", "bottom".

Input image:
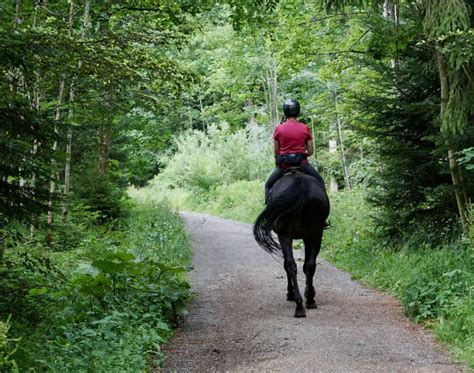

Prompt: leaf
[
  {"left": 174, "top": 301, "right": 188, "bottom": 317},
  {"left": 28, "top": 287, "right": 48, "bottom": 296}
]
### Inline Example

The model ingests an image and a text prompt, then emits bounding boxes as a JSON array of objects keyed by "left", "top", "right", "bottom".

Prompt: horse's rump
[{"left": 253, "top": 174, "right": 329, "bottom": 257}]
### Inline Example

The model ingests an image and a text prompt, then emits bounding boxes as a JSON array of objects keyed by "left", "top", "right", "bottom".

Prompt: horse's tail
[{"left": 253, "top": 177, "right": 310, "bottom": 258}]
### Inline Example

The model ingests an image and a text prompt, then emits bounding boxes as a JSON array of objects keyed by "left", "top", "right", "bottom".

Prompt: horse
[{"left": 253, "top": 170, "right": 330, "bottom": 318}]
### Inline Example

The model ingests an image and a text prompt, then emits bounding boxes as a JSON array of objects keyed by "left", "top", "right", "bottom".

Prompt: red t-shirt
[{"left": 273, "top": 119, "right": 313, "bottom": 155}]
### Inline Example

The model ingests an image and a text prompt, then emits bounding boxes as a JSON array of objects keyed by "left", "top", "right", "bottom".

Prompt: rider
[{"left": 265, "top": 99, "right": 330, "bottom": 228}]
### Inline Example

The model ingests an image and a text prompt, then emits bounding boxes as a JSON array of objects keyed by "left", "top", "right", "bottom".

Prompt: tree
[{"left": 324, "top": 0, "right": 474, "bottom": 232}]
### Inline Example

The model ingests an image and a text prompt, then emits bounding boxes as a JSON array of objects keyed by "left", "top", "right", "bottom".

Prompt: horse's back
[
  {"left": 272, "top": 173, "right": 328, "bottom": 206},
  {"left": 270, "top": 173, "right": 329, "bottom": 237}
]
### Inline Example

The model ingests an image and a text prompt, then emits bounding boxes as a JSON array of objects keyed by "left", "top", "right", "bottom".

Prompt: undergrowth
[
  {"left": 130, "top": 179, "right": 264, "bottom": 224},
  {"left": 323, "top": 190, "right": 474, "bottom": 368},
  {"left": 0, "top": 202, "right": 191, "bottom": 372}
]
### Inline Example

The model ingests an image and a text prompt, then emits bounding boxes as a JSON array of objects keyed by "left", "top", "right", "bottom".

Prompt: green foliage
[
  {"left": 459, "top": 147, "right": 474, "bottom": 170},
  {"left": 1, "top": 203, "right": 192, "bottom": 371},
  {"left": 0, "top": 0, "right": 201, "bottom": 232},
  {"left": 0, "top": 96, "right": 58, "bottom": 227},
  {"left": 323, "top": 189, "right": 474, "bottom": 368},
  {"left": 348, "top": 10, "right": 474, "bottom": 239},
  {"left": 0, "top": 318, "right": 18, "bottom": 372},
  {"left": 157, "top": 123, "right": 273, "bottom": 192}
]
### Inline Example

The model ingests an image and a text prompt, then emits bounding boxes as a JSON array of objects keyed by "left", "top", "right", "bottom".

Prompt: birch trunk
[
  {"left": 333, "top": 94, "right": 351, "bottom": 190},
  {"left": 29, "top": 2, "right": 44, "bottom": 236},
  {"left": 48, "top": 1, "right": 74, "bottom": 225},
  {"left": 98, "top": 126, "right": 111, "bottom": 176},
  {"left": 328, "top": 139, "right": 338, "bottom": 193},
  {"left": 62, "top": 0, "right": 90, "bottom": 222},
  {"left": 30, "top": 69, "right": 40, "bottom": 237},
  {"left": 436, "top": 50, "right": 469, "bottom": 231},
  {"left": 47, "top": 78, "right": 65, "bottom": 225},
  {"left": 310, "top": 118, "right": 323, "bottom": 175},
  {"left": 262, "top": 54, "right": 279, "bottom": 127}
]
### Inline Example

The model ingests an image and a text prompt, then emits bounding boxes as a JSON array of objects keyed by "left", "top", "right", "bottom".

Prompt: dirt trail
[{"left": 162, "top": 212, "right": 463, "bottom": 372}]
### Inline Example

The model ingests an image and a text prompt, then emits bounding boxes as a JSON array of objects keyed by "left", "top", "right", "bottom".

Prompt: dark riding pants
[{"left": 264, "top": 163, "right": 326, "bottom": 201}]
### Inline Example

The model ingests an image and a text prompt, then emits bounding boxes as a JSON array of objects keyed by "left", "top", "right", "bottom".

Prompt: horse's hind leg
[
  {"left": 286, "top": 270, "right": 295, "bottom": 301},
  {"left": 279, "top": 235, "right": 305, "bottom": 318},
  {"left": 303, "top": 231, "right": 322, "bottom": 309}
]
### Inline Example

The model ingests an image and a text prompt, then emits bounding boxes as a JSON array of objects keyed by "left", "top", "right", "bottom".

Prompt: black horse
[{"left": 253, "top": 170, "right": 330, "bottom": 318}]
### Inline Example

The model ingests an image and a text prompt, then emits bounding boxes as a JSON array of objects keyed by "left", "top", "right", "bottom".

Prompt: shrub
[
  {"left": 323, "top": 189, "right": 474, "bottom": 368},
  {"left": 3, "top": 203, "right": 191, "bottom": 371},
  {"left": 0, "top": 318, "right": 18, "bottom": 372},
  {"left": 157, "top": 122, "right": 273, "bottom": 192}
]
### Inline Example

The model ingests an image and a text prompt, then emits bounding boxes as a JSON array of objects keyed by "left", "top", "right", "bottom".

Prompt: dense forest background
[{"left": 1, "top": 0, "right": 473, "bottom": 370}]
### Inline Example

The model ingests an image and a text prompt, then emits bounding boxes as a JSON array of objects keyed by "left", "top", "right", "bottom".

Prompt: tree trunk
[
  {"left": 28, "top": 1, "right": 43, "bottom": 236},
  {"left": 62, "top": 0, "right": 90, "bottom": 222},
  {"left": 328, "top": 137, "right": 339, "bottom": 193},
  {"left": 98, "top": 126, "right": 111, "bottom": 176},
  {"left": 262, "top": 54, "right": 279, "bottom": 127},
  {"left": 48, "top": 1, "right": 74, "bottom": 225},
  {"left": 310, "top": 118, "right": 318, "bottom": 170},
  {"left": 62, "top": 91, "right": 74, "bottom": 222},
  {"left": 333, "top": 93, "right": 351, "bottom": 190},
  {"left": 436, "top": 49, "right": 469, "bottom": 231},
  {"left": 47, "top": 78, "right": 65, "bottom": 225},
  {"left": 268, "top": 57, "right": 279, "bottom": 127},
  {"left": 14, "top": 0, "right": 21, "bottom": 30},
  {"left": 30, "top": 140, "right": 39, "bottom": 239}
]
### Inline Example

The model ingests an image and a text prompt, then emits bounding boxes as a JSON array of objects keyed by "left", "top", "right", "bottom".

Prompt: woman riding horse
[
  {"left": 265, "top": 99, "right": 327, "bottom": 209},
  {"left": 255, "top": 99, "right": 330, "bottom": 318}
]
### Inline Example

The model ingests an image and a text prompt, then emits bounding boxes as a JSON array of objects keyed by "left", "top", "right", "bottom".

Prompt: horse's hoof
[
  {"left": 294, "top": 309, "right": 306, "bottom": 318},
  {"left": 306, "top": 300, "right": 317, "bottom": 309},
  {"left": 287, "top": 293, "right": 295, "bottom": 301},
  {"left": 294, "top": 303, "right": 306, "bottom": 318}
]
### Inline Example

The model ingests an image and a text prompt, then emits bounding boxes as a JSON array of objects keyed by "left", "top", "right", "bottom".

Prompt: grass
[
  {"left": 129, "top": 179, "right": 264, "bottom": 224},
  {"left": 323, "top": 190, "right": 473, "bottom": 368}
]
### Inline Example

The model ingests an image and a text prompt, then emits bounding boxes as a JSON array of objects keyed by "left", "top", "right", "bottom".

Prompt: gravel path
[{"left": 161, "top": 212, "right": 463, "bottom": 372}]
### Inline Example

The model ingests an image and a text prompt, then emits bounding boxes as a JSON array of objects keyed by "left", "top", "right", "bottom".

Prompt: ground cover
[{"left": 0, "top": 202, "right": 191, "bottom": 372}]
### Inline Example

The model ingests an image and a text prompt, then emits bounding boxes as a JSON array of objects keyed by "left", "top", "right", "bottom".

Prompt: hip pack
[{"left": 277, "top": 153, "right": 306, "bottom": 167}]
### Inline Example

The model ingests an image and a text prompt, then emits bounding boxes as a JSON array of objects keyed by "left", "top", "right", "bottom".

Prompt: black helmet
[{"left": 283, "top": 99, "right": 300, "bottom": 118}]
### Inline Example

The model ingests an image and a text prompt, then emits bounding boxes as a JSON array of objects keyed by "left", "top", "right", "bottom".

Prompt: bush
[
  {"left": 205, "top": 180, "right": 264, "bottom": 222},
  {"left": 0, "top": 318, "right": 18, "bottom": 372},
  {"left": 157, "top": 122, "right": 273, "bottom": 192},
  {"left": 2, "top": 203, "right": 191, "bottom": 371},
  {"left": 323, "top": 189, "right": 474, "bottom": 368}
]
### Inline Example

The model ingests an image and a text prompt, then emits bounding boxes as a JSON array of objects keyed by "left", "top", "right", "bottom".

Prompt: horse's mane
[{"left": 253, "top": 176, "right": 310, "bottom": 258}]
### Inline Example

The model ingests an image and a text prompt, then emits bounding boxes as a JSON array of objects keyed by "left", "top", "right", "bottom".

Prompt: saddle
[
  {"left": 276, "top": 153, "right": 306, "bottom": 167},
  {"left": 283, "top": 166, "right": 304, "bottom": 176}
]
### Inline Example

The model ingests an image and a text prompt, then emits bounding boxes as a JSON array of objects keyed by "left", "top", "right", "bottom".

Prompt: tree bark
[
  {"left": 48, "top": 1, "right": 74, "bottom": 225},
  {"left": 436, "top": 49, "right": 469, "bottom": 231},
  {"left": 262, "top": 53, "right": 279, "bottom": 127},
  {"left": 328, "top": 139, "right": 339, "bottom": 193},
  {"left": 47, "top": 78, "right": 65, "bottom": 225},
  {"left": 98, "top": 126, "right": 111, "bottom": 176},
  {"left": 333, "top": 93, "right": 351, "bottom": 190},
  {"left": 62, "top": 0, "right": 90, "bottom": 222}
]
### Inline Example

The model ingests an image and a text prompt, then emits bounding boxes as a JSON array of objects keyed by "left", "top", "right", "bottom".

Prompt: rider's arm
[
  {"left": 274, "top": 140, "right": 280, "bottom": 156},
  {"left": 305, "top": 139, "right": 314, "bottom": 157}
]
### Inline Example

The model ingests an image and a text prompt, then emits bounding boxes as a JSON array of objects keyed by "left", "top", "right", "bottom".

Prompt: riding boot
[
  {"left": 265, "top": 168, "right": 284, "bottom": 204},
  {"left": 264, "top": 187, "right": 270, "bottom": 204}
]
